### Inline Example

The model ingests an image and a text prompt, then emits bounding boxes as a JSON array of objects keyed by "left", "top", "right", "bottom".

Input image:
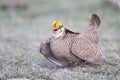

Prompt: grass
[{"left": 0, "top": 0, "right": 120, "bottom": 80}]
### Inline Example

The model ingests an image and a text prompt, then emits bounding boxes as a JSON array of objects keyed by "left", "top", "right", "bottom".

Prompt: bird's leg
[
  {"left": 78, "top": 60, "right": 86, "bottom": 67},
  {"left": 56, "top": 61, "right": 75, "bottom": 69}
]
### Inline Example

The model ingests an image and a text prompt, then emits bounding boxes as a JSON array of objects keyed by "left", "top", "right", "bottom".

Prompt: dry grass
[{"left": 0, "top": 0, "right": 120, "bottom": 80}]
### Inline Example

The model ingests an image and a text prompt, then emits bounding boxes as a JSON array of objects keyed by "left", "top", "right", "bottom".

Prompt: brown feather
[{"left": 40, "top": 39, "right": 74, "bottom": 67}]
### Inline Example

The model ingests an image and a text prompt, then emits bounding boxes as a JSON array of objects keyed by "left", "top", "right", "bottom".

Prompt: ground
[{"left": 0, "top": 0, "right": 120, "bottom": 80}]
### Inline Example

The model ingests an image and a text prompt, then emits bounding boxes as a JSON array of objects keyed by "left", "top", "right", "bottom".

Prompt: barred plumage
[
  {"left": 40, "top": 14, "right": 106, "bottom": 66},
  {"left": 50, "top": 32, "right": 81, "bottom": 62},
  {"left": 40, "top": 39, "right": 74, "bottom": 67}
]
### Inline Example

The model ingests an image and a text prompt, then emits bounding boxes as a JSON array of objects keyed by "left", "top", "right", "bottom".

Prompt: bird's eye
[{"left": 54, "top": 29, "right": 58, "bottom": 31}]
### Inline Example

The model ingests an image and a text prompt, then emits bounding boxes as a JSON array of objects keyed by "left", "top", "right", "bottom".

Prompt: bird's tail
[{"left": 88, "top": 14, "right": 101, "bottom": 30}]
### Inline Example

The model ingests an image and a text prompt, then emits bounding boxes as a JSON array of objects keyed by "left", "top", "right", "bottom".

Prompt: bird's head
[{"left": 51, "top": 21, "right": 66, "bottom": 38}]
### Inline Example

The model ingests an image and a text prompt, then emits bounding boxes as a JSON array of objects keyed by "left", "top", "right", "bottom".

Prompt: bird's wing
[
  {"left": 71, "top": 33, "right": 105, "bottom": 64},
  {"left": 71, "top": 14, "right": 105, "bottom": 64},
  {"left": 40, "top": 38, "right": 71, "bottom": 66}
]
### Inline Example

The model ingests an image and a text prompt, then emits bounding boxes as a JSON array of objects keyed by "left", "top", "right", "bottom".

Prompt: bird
[{"left": 40, "top": 14, "right": 106, "bottom": 67}]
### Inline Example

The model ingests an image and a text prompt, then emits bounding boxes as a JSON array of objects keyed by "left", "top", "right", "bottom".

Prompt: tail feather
[{"left": 88, "top": 14, "right": 101, "bottom": 30}]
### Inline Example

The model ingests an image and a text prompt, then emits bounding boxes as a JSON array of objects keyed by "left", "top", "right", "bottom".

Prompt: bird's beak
[
  {"left": 52, "top": 27, "right": 58, "bottom": 31},
  {"left": 53, "top": 29, "right": 58, "bottom": 31},
  {"left": 52, "top": 26, "right": 63, "bottom": 32}
]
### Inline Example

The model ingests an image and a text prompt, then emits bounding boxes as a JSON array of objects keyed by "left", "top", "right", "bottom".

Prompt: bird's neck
[{"left": 53, "top": 27, "right": 66, "bottom": 38}]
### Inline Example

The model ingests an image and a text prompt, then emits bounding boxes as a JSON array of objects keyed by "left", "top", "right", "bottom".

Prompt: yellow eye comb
[
  {"left": 52, "top": 21, "right": 57, "bottom": 28},
  {"left": 51, "top": 21, "right": 63, "bottom": 29}
]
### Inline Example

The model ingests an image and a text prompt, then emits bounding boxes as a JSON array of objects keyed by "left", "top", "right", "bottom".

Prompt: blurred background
[{"left": 0, "top": 0, "right": 120, "bottom": 80}]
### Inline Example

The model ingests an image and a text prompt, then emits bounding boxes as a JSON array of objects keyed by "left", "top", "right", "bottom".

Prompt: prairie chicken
[{"left": 40, "top": 14, "right": 106, "bottom": 67}]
